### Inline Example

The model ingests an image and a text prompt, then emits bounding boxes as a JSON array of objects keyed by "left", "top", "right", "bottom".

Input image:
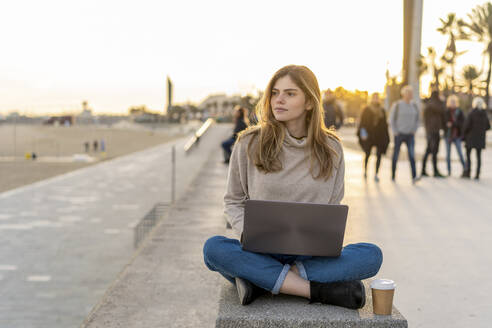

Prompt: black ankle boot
[
  {"left": 434, "top": 171, "right": 445, "bottom": 178},
  {"left": 310, "top": 280, "right": 366, "bottom": 309},
  {"left": 235, "top": 277, "right": 267, "bottom": 305}
]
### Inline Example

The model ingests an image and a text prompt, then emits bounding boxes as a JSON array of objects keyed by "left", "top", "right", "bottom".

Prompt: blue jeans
[
  {"left": 221, "top": 137, "right": 235, "bottom": 162},
  {"left": 391, "top": 133, "right": 416, "bottom": 179},
  {"left": 203, "top": 236, "right": 383, "bottom": 295},
  {"left": 445, "top": 138, "right": 466, "bottom": 174}
]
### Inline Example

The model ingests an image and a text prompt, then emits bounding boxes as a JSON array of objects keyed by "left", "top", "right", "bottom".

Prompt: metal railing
[
  {"left": 133, "top": 202, "right": 170, "bottom": 249},
  {"left": 133, "top": 119, "right": 216, "bottom": 248},
  {"left": 183, "top": 118, "right": 214, "bottom": 153}
]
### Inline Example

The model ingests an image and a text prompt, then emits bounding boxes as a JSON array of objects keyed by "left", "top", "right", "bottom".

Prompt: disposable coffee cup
[{"left": 370, "top": 279, "right": 396, "bottom": 315}]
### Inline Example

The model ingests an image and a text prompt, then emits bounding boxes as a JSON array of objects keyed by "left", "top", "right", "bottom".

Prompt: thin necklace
[{"left": 291, "top": 134, "right": 307, "bottom": 140}]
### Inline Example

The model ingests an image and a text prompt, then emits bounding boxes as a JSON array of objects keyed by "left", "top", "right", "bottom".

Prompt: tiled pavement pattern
[
  {"left": 0, "top": 124, "right": 231, "bottom": 328},
  {"left": 2, "top": 123, "right": 492, "bottom": 328},
  {"left": 86, "top": 126, "right": 492, "bottom": 328}
]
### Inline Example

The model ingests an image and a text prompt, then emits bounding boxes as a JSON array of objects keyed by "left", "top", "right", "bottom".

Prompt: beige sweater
[{"left": 224, "top": 129, "right": 345, "bottom": 237}]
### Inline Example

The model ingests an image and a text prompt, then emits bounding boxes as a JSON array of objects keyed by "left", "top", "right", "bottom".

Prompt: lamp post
[{"left": 13, "top": 114, "right": 17, "bottom": 161}]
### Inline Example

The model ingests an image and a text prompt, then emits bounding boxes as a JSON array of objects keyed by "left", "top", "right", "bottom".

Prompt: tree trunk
[
  {"left": 434, "top": 66, "right": 440, "bottom": 90},
  {"left": 451, "top": 62, "right": 456, "bottom": 93},
  {"left": 469, "top": 82, "right": 473, "bottom": 109},
  {"left": 487, "top": 51, "right": 492, "bottom": 109}
]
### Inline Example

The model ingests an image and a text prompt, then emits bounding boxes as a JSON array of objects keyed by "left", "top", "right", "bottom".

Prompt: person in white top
[{"left": 389, "top": 85, "right": 420, "bottom": 183}]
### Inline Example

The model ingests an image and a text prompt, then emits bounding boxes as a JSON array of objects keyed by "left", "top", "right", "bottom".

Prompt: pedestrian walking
[
  {"left": 357, "top": 93, "right": 389, "bottom": 182},
  {"left": 204, "top": 65, "right": 382, "bottom": 308},
  {"left": 462, "top": 97, "right": 491, "bottom": 180},
  {"left": 322, "top": 89, "right": 344, "bottom": 130},
  {"left": 444, "top": 95, "right": 466, "bottom": 176},
  {"left": 221, "top": 106, "right": 249, "bottom": 164},
  {"left": 389, "top": 85, "right": 420, "bottom": 183},
  {"left": 421, "top": 91, "right": 446, "bottom": 178},
  {"left": 93, "top": 140, "right": 98, "bottom": 152}
]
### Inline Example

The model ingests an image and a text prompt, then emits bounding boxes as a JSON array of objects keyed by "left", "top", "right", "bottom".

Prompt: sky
[{"left": 0, "top": 0, "right": 488, "bottom": 115}]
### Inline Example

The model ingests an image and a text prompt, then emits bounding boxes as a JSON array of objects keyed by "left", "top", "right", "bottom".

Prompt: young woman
[
  {"left": 462, "top": 97, "right": 491, "bottom": 180},
  {"left": 221, "top": 106, "right": 249, "bottom": 163},
  {"left": 203, "top": 65, "right": 382, "bottom": 309},
  {"left": 444, "top": 95, "right": 466, "bottom": 176},
  {"left": 357, "top": 93, "right": 390, "bottom": 182}
]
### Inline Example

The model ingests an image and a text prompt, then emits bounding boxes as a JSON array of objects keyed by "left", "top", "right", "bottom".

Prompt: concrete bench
[{"left": 216, "top": 280, "right": 408, "bottom": 328}]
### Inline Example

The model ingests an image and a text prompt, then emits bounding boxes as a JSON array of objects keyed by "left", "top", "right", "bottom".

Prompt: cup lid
[{"left": 370, "top": 279, "right": 396, "bottom": 290}]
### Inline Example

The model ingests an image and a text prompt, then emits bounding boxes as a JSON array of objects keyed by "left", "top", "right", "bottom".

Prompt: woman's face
[
  {"left": 270, "top": 75, "right": 310, "bottom": 123},
  {"left": 448, "top": 99, "right": 457, "bottom": 109},
  {"left": 371, "top": 93, "right": 380, "bottom": 105}
]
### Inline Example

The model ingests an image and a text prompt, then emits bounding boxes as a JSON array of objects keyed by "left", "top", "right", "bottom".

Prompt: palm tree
[
  {"left": 427, "top": 47, "right": 444, "bottom": 91},
  {"left": 462, "top": 65, "right": 482, "bottom": 105},
  {"left": 437, "top": 13, "right": 464, "bottom": 92},
  {"left": 458, "top": 3, "right": 492, "bottom": 108},
  {"left": 416, "top": 54, "right": 428, "bottom": 79}
]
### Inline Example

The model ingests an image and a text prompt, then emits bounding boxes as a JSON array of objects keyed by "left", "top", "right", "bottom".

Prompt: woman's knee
[
  {"left": 203, "top": 235, "right": 225, "bottom": 256},
  {"left": 361, "top": 243, "right": 383, "bottom": 272},
  {"left": 203, "top": 235, "right": 238, "bottom": 265},
  {"left": 346, "top": 242, "right": 383, "bottom": 271}
]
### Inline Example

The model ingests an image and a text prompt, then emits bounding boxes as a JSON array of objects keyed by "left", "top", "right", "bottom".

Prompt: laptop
[{"left": 241, "top": 200, "right": 349, "bottom": 257}]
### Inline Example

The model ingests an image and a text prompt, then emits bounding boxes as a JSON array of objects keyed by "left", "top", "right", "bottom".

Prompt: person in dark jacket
[
  {"left": 444, "top": 95, "right": 466, "bottom": 176},
  {"left": 462, "top": 97, "right": 491, "bottom": 180},
  {"left": 421, "top": 90, "right": 446, "bottom": 178},
  {"left": 221, "top": 106, "right": 249, "bottom": 164},
  {"left": 357, "top": 93, "right": 390, "bottom": 182},
  {"left": 323, "top": 89, "right": 344, "bottom": 130}
]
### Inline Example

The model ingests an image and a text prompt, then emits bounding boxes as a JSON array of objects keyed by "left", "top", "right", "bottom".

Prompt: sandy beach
[{"left": 0, "top": 121, "right": 200, "bottom": 193}]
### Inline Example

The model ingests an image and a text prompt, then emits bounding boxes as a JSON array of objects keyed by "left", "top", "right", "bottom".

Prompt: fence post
[
  {"left": 171, "top": 145, "right": 176, "bottom": 204},
  {"left": 13, "top": 115, "right": 17, "bottom": 160}
]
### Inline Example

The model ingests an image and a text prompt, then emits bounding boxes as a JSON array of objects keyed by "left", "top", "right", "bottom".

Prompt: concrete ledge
[
  {"left": 216, "top": 280, "right": 408, "bottom": 328},
  {"left": 81, "top": 126, "right": 232, "bottom": 328}
]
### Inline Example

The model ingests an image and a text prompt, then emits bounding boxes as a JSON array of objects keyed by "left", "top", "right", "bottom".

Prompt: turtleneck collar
[{"left": 284, "top": 129, "right": 308, "bottom": 148}]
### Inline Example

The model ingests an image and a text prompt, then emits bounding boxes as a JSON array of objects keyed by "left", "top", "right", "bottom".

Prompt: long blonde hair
[
  {"left": 446, "top": 94, "right": 459, "bottom": 108},
  {"left": 238, "top": 65, "right": 340, "bottom": 180}
]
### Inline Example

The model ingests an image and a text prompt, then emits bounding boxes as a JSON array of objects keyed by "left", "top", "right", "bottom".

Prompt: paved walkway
[
  {"left": 340, "top": 127, "right": 492, "bottom": 328},
  {"left": 82, "top": 147, "right": 228, "bottom": 328},
  {"left": 84, "top": 126, "right": 492, "bottom": 328},
  {"left": 0, "top": 124, "right": 231, "bottom": 328},
  {"left": 2, "top": 124, "right": 491, "bottom": 328}
]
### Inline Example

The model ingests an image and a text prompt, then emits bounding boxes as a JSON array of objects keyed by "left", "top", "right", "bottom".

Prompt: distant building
[
  {"left": 198, "top": 94, "right": 241, "bottom": 117},
  {"left": 76, "top": 101, "right": 97, "bottom": 124},
  {"left": 129, "top": 106, "right": 160, "bottom": 123},
  {"left": 76, "top": 108, "right": 97, "bottom": 124},
  {"left": 7, "top": 111, "right": 20, "bottom": 119},
  {"left": 5, "top": 111, "right": 39, "bottom": 124},
  {"left": 96, "top": 114, "right": 127, "bottom": 126},
  {"left": 167, "top": 104, "right": 202, "bottom": 123},
  {"left": 43, "top": 116, "right": 74, "bottom": 126},
  {"left": 166, "top": 76, "right": 173, "bottom": 114}
]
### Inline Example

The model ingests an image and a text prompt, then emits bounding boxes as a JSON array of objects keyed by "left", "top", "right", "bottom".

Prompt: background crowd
[
  {"left": 357, "top": 86, "right": 490, "bottom": 182},
  {"left": 222, "top": 87, "right": 491, "bottom": 184}
]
